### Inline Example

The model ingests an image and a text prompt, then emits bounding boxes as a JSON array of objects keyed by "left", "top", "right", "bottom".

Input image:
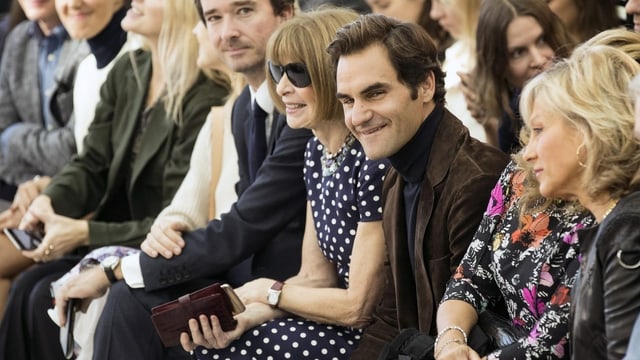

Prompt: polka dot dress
[{"left": 195, "top": 136, "right": 389, "bottom": 359}]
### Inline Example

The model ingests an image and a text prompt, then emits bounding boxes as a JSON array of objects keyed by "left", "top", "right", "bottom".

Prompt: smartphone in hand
[
  {"left": 3, "top": 228, "right": 43, "bottom": 251},
  {"left": 60, "top": 298, "right": 78, "bottom": 359}
]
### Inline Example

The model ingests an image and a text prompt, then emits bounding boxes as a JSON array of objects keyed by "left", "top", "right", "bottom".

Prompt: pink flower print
[
  {"left": 539, "top": 263, "right": 554, "bottom": 287},
  {"left": 552, "top": 337, "right": 567, "bottom": 358},
  {"left": 486, "top": 183, "right": 504, "bottom": 217},
  {"left": 522, "top": 286, "right": 545, "bottom": 317},
  {"left": 562, "top": 224, "right": 583, "bottom": 245}
]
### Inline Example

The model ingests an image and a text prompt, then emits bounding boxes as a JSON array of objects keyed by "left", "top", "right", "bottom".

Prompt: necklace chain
[{"left": 600, "top": 199, "right": 619, "bottom": 223}]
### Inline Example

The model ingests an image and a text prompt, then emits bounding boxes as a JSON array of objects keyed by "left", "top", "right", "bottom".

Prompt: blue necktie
[{"left": 248, "top": 101, "right": 268, "bottom": 183}]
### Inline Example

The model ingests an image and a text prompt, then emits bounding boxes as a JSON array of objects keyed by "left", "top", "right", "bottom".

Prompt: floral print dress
[{"left": 441, "top": 162, "right": 594, "bottom": 359}]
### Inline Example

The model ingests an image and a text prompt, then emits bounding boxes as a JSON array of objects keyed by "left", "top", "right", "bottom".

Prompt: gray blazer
[{"left": 0, "top": 21, "right": 88, "bottom": 185}]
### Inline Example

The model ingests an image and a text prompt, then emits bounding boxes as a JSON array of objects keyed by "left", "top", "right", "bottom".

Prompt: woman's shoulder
[{"left": 184, "top": 72, "right": 230, "bottom": 108}]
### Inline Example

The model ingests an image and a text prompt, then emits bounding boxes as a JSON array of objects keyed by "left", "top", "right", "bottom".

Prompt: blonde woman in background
[{"left": 429, "top": 0, "right": 485, "bottom": 142}]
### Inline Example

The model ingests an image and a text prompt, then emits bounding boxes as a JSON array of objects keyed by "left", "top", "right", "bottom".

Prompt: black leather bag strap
[{"left": 378, "top": 328, "right": 435, "bottom": 360}]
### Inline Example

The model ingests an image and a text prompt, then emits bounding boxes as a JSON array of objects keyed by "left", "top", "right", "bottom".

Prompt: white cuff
[{"left": 121, "top": 253, "right": 145, "bottom": 288}]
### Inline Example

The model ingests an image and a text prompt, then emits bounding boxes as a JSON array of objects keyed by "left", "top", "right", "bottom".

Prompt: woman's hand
[
  {"left": 458, "top": 71, "right": 487, "bottom": 122},
  {"left": 180, "top": 302, "right": 274, "bottom": 352},
  {"left": 0, "top": 206, "right": 23, "bottom": 230},
  {"left": 141, "top": 221, "right": 187, "bottom": 259},
  {"left": 13, "top": 176, "right": 51, "bottom": 215},
  {"left": 19, "top": 195, "right": 51, "bottom": 232},
  {"left": 234, "top": 278, "right": 274, "bottom": 305},
  {"left": 20, "top": 197, "right": 89, "bottom": 262},
  {"left": 436, "top": 342, "right": 482, "bottom": 360}
]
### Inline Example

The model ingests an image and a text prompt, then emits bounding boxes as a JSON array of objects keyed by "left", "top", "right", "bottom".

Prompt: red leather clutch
[{"left": 151, "top": 283, "right": 238, "bottom": 347}]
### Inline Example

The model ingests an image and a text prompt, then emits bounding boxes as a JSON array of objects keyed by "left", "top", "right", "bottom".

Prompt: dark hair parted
[
  {"left": 571, "top": 0, "right": 620, "bottom": 42},
  {"left": 194, "top": 0, "right": 295, "bottom": 24},
  {"left": 327, "top": 14, "right": 445, "bottom": 104},
  {"left": 474, "top": 0, "right": 573, "bottom": 121}
]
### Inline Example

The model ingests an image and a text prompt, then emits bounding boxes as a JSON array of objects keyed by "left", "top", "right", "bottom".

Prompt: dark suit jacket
[
  {"left": 43, "top": 50, "right": 225, "bottom": 248},
  {"left": 351, "top": 109, "right": 509, "bottom": 358},
  {"left": 140, "top": 85, "right": 311, "bottom": 291},
  {"left": 0, "top": 21, "right": 89, "bottom": 184}
]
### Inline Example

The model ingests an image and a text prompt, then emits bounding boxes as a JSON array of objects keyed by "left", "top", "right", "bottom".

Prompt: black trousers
[
  {"left": 0, "top": 257, "right": 78, "bottom": 360},
  {"left": 0, "top": 180, "right": 16, "bottom": 202},
  {"left": 93, "top": 279, "right": 215, "bottom": 360}
]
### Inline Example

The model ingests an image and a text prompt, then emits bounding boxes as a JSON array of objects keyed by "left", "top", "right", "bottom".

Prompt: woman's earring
[{"left": 576, "top": 143, "right": 586, "bottom": 168}]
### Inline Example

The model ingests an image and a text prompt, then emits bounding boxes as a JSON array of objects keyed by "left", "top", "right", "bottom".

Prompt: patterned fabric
[
  {"left": 441, "top": 161, "right": 594, "bottom": 359},
  {"left": 196, "top": 136, "right": 388, "bottom": 359}
]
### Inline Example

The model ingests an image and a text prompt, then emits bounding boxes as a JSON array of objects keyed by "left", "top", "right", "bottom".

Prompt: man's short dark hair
[
  {"left": 194, "top": 0, "right": 295, "bottom": 24},
  {"left": 327, "top": 14, "right": 445, "bottom": 104}
]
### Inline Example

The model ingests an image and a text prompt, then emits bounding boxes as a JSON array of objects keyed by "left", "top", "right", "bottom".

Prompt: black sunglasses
[{"left": 268, "top": 61, "right": 312, "bottom": 88}]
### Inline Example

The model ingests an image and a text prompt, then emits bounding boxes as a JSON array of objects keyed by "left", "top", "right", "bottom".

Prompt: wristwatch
[
  {"left": 101, "top": 256, "right": 121, "bottom": 284},
  {"left": 266, "top": 281, "right": 284, "bottom": 308}
]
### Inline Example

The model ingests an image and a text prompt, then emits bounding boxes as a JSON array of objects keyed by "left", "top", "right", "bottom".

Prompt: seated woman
[
  {"left": 622, "top": 71, "right": 640, "bottom": 360},
  {"left": 0, "top": 0, "right": 137, "bottom": 317},
  {"left": 521, "top": 44, "right": 640, "bottom": 360},
  {"left": 435, "top": 159, "right": 593, "bottom": 359},
  {"left": 463, "top": 0, "right": 573, "bottom": 152},
  {"left": 0, "top": 0, "right": 230, "bottom": 357},
  {"left": 180, "top": 8, "right": 389, "bottom": 359}
]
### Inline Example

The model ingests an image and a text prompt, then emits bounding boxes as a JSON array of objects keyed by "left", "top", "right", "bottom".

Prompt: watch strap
[{"left": 104, "top": 266, "right": 117, "bottom": 284}]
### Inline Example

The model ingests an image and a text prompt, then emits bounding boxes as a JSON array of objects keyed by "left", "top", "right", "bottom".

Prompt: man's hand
[
  {"left": 54, "top": 267, "right": 111, "bottom": 327},
  {"left": 141, "top": 221, "right": 187, "bottom": 259}
]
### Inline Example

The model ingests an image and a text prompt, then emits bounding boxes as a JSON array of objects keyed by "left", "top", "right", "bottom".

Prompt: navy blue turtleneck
[
  {"left": 388, "top": 104, "right": 443, "bottom": 270},
  {"left": 87, "top": 6, "right": 127, "bottom": 69}
]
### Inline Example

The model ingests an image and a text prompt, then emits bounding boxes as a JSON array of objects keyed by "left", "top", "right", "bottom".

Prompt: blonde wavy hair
[
  {"left": 266, "top": 7, "right": 358, "bottom": 122},
  {"left": 518, "top": 45, "right": 640, "bottom": 209},
  {"left": 156, "top": 0, "right": 230, "bottom": 123}
]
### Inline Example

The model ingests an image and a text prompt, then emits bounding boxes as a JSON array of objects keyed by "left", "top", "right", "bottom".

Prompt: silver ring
[{"left": 616, "top": 250, "right": 640, "bottom": 269}]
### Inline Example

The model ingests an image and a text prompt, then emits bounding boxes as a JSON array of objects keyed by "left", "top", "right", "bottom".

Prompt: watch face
[
  {"left": 102, "top": 256, "right": 119, "bottom": 269},
  {"left": 267, "top": 290, "right": 280, "bottom": 306}
]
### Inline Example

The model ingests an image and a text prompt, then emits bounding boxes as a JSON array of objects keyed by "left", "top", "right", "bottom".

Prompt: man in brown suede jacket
[{"left": 329, "top": 14, "right": 509, "bottom": 358}]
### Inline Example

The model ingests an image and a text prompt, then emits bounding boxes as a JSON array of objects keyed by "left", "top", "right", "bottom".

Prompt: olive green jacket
[{"left": 43, "top": 49, "right": 228, "bottom": 248}]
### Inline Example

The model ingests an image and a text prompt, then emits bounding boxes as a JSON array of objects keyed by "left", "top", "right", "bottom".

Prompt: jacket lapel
[
  {"left": 129, "top": 58, "right": 170, "bottom": 191},
  {"left": 106, "top": 53, "right": 151, "bottom": 196}
]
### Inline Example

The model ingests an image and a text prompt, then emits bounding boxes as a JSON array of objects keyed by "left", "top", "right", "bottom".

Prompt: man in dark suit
[
  {"left": 52, "top": 0, "right": 309, "bottom": 359},
  {"left": 328, "top": 15, "right": 509, "bottom": 357}
]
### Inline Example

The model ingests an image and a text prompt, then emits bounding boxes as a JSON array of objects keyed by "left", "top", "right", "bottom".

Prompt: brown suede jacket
[{"left": 351, "top": 109, "right": 509, "bottom": 358}]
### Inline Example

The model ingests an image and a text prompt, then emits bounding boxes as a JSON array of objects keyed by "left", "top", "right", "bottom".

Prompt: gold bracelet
[{"left": 434, "top": 338, "right": 464, "bottom": 359}]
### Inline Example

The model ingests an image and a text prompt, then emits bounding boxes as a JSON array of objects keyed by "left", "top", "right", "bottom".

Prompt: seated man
[{"left": 327, "top": 14, "right": 509, "bottom": 357}]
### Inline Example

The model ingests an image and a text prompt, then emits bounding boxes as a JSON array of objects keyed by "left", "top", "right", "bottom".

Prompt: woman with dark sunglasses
[{"left": 180, "top": 8, "right": 390, "bottom": 360}]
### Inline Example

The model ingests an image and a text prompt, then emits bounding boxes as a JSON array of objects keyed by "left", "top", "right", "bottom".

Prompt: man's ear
[{"left": 418, "top": 71, "right": 436, "bottom": 102}]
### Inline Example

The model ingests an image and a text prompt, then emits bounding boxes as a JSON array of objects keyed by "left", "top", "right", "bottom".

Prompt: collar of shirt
[
  {"left": 389, "top": 105, "right": 444, "bottom": 184},
  {"left": 249, "top": 81, "right": 275, "bottom": 140},
  {"left": 249, "top": 81, "right": 275, "bottom": 115},
  {"left": 28, "top": 21, "right": 68, "bottom": 44}
]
